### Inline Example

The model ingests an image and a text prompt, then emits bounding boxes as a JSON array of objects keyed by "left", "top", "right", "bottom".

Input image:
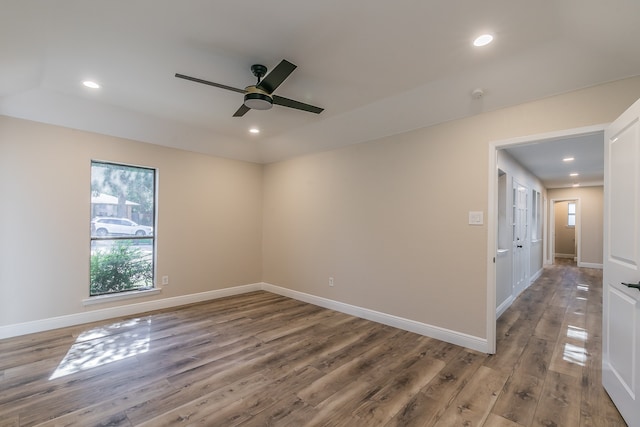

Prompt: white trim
[
  {"left": 486, "top": 144, "right": 498, "bottom": 354},
  {"left": 82, "top": 288, "right": 161, "bottom": 306},
  {"left": 549, "top": 197, "right": 582, "bottom": 265},
  {"left": 0, "top": 283, "right": 261, "bottom": 340},
  {"left": 496, "top": 295, "right": 515, "bottom": 318},
  {"left": 555, "top": 253, "right": 576, "bottom": 259},
  {"left": 543, "top": 196, "right": 549, "bottom": 264},
  {"left": 491, "top": 124, "right": 607, "bottom": 148},
  {"left": 578, "top": 262, "right": 603, "bottom": 269},
  {"left": 530, "top": 267, "right": 543, "bottom": 284},
  {"left": 1, "top": 282, "right": 489, "bottom": 353},
  {"left": 262, "top": 283, "right": 489, "bottom": 353},
  {"left": 488, "top": 124, "right": 607, "bottom": 356}
]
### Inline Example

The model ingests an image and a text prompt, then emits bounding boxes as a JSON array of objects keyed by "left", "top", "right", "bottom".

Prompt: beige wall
[
  {"left": 1, "top": 76, "right": 638, "bottom": 340},
  {"left": 262, "top": 76, "right": 640, "bottom": 339},
  {"left": 0, "top": 117, "right": 263, "bottom": 326},
  {"left": 548, "top": 186, "right": 604, "bottom": 265}
]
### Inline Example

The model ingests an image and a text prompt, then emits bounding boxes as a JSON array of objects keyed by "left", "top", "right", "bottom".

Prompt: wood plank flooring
[{"left": 0, "top": 259, "right": 627, "bottom": 426}]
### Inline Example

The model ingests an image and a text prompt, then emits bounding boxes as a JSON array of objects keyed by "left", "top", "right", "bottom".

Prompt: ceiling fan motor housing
[{"left": 244, "top": 85, "right": 273, "bottom": 110}]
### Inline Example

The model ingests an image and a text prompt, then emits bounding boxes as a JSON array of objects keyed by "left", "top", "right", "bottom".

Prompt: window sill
[{"left": 82, "top": 288, "right": 161, "bottom": 306}]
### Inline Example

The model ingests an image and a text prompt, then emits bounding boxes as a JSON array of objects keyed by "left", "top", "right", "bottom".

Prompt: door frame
[
  {"left": 486, "top": 124, "right": 606, "bottom": 354},
  {"left": 548, "top": 198, "right": 581, "bottom": 265}
]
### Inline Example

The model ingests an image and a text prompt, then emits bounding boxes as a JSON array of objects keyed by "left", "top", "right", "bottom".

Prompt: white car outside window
[{"left": 92, "top": 217, "right": 153, "bottom": 236}]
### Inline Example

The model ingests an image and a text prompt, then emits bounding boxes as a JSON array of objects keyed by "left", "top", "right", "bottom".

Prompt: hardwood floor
[{"left": 0, "top": 260, "right": 627, "bottom": 426}]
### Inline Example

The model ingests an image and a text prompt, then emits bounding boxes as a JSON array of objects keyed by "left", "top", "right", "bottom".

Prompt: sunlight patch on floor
[{"left": 49, "top": 318, "right": 151, "bottom": 380}]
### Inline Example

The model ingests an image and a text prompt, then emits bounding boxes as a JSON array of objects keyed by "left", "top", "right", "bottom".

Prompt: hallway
[{"left": 486, "top": 259, "right": 626, "bottom": 425}]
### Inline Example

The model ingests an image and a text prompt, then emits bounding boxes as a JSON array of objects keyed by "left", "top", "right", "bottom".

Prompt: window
[
  {"left": 90, "top": 161, "right": 156, "bottom": 296},
  {"left": 567, "top": 202, "right": 576, "bottom": 227}
]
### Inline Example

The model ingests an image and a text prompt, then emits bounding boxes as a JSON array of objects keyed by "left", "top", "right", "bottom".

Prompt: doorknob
[
  {"left": 621, "top": 281, "right": 640, "bottom": 291},
  {"left": 517, "top": 245, "right": 523, "bottom": 248}
]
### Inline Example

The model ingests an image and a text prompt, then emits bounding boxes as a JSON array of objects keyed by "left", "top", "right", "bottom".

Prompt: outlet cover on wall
[
  {"left": 468, "top": 211, "right": 484, "bottom": 225},
  {"left": 162, "top": 276, "right": 169, "bottom": 285}
]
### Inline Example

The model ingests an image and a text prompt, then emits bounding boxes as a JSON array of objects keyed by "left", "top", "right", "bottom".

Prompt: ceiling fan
[{"left": 175, "top": 59, "right": 324, "bottom": 117}]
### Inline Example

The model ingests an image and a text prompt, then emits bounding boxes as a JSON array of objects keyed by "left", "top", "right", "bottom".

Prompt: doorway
[
  {"left": 549, "top": 199, "right": 580, "bottom": 264},
  {"left": 486, "top": 124, "right": 606, "bottom": 354}
]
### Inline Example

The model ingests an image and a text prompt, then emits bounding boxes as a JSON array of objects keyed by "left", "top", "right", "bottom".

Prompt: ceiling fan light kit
[
  {"left": 244, "top": 86, "right": 273, "bottom": 110},
  {"left": 175, "top": 59, "right": 323, "bottom": 117}
]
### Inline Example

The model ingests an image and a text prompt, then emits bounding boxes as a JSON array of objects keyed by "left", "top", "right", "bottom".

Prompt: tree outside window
[{"left": 90, "top": 161, "right": 156, "bottom": 296}]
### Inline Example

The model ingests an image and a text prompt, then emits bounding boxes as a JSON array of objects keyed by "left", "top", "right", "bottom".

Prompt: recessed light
[
  {"left": 249, "top": 128, "right": 260, "bottom": 134},
  {"left": 563, "top": 157, "right": 575, "bottom": 162},
  {"left": 570, "top": 173, "right": 579, "bottom": 177},
  {"left": 473, "top": 34, "right": 494, "bottom": 47},
  {"left": 82, "top": 81, "right": 100, "bottom": 89}
]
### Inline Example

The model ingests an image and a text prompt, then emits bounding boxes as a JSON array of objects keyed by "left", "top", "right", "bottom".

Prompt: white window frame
[{"left": 87, "top": 160, "right": 158, "bottom": 303}]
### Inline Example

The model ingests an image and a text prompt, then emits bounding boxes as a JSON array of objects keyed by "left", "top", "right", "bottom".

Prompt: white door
[
  {"left": 603, "top": 97, "right": 640, "bottom": 426},
  {"left": 512, "top": 179, "right": 528, "bottom": 295}
]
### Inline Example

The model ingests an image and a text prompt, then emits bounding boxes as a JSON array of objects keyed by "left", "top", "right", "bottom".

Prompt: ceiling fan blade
[
  {"left": 233, "top": 104, "right": 250, "bottom": 117},
  {"left": 256, "top": 60, "right": 296, "bottom": 94},
  {"left": 175, "top": 73, "right": 246, "bottom": 94},
  {"left": 272, "top": 95, "right": 324, "bottom": 114}
]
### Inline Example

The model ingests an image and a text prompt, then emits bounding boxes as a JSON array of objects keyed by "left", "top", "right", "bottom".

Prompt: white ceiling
[
  {"left": 502, "top": 131, "right": 605, "bottom": 189},
  {"left": 2, "top": 1, "right": 640, "bottom": 167}
]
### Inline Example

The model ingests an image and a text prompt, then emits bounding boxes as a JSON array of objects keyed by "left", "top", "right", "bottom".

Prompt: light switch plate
[{"left": 469, "top": 211, "right": 483, "bottom": 225}]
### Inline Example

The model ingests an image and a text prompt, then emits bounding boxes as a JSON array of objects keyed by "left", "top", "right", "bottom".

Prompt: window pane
[
  {"left": 567, "top": 202, "right": 576, "bottom": 226},
  {"left": 91, "top": 163, "right": 155, "bottom": 235},
  {"left": 90, "top": 161, "right": 155, "bottom": 296},
  {"left": 90, "top": 239, "right": 153, "bottom": 296}
]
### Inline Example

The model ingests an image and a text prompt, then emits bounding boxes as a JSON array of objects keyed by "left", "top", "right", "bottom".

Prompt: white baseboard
[
  {"left": 578, "top": 262, "right": 603, "bottom": 269},
  {"left": 495, "top": 267, "right": 542, "bottom": 320},
  {"left": 262, "top": 283, "right": 488, "bottom": 353},
  {"left": 496, "top": 295, "right": 515, "bottom": 319},
  {"left": 1, "top": 282, "right": 489, "bottom": 354},
  {"left": 0, "top": 283, "right": 261, "bottom": 340},
  {"left": 555, "top": 253, "right": 576, "bottom": 259},
  {"left": 529, "top": 268, "right": 543, "bottom": 285}
]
